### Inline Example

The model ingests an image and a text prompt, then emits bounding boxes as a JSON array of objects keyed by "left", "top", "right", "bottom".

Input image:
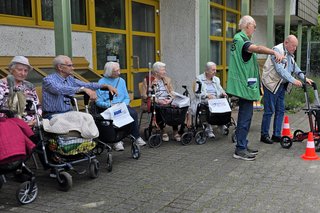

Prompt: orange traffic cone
[
  {"left": 301, "top": 132, "right": 320, "bottom": 160},
  {"left": 281, "top": 115, "right": 293, "bottom": 138}
]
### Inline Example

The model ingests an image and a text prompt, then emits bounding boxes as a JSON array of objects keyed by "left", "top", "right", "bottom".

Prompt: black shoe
[
  {"left": 260, "top": 135, "right": 273, "bottom": 144},
  {"left": 247, "top": 147, "right": 258, "bottom": 155},
  {"left": 233, "top": 150, "right": 256, "bottom": 161},
  {"left": 271, "top": 135, "right": 281, "bottom": 142}
]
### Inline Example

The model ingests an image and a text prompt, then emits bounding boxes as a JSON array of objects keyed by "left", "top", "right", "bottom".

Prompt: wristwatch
[{"left": 78, "top": 86, "right": 85, "bottom": 92}]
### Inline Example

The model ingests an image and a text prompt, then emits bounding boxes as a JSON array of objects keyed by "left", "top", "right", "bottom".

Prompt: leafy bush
[{"left": 284, "top": 75, "right": 320, "bottom": 112}]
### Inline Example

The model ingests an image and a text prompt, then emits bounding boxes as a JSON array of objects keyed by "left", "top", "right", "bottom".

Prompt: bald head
[{"left": 284, "top": 35, "right": 298, "bottom": 55}]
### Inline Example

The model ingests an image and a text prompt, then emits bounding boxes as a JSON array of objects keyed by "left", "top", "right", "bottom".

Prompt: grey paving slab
[{"left": 2, "top": 109, "right": 320, "bottom": 212}]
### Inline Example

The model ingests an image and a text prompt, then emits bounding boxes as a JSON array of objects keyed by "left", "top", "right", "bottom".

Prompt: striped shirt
[{"left": 42, "top": 73, "right": 101, "bottom": 113}]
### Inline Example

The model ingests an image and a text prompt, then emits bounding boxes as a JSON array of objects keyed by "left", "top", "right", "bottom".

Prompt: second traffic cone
[
  {"left": 281, "top": 115, "right": 293, "bottom": 138},
  {"left": 301, "top": 132, "right": 320, "bottom": 160}
]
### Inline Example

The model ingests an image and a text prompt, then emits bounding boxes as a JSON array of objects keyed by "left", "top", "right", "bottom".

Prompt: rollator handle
[{"left": 195, "top": 81, "right": 202, "bottom": 94}]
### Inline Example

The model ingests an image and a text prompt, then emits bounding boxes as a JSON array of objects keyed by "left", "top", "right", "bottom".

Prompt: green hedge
[{"left": 284, "top": 75, "right": 320, "bottom": 112}]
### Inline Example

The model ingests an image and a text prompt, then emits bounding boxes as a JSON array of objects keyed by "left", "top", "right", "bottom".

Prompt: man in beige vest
[{"left": 260, "top": 35, "right": 313, "bottom": 144}]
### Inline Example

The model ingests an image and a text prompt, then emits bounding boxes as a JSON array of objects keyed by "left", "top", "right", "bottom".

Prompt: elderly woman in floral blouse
[{"left": 0, "top": 56, "right": 41, "bottom": 126}]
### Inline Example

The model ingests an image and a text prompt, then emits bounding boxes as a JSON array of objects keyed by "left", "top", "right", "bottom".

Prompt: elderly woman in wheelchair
[
  {"left": 193, "top": 62, "right": 228, "bottom": 138},
  {"left": 96, "top": 62, "right": 146, "bottom": 151},
  {"left": 142, "top": 61, "right": 186, "bottom": 144}
]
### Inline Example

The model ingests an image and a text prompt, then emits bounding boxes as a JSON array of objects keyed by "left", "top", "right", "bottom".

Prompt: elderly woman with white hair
[
  {"left": 142, "top": 61, "right": 182, "bottom": 142},
  {"left": 96, "top": 61, "right": 146, "bottom": 151},
  {"left": 194, "top": 61, "right": 227, "bottom": 138},
  {"left": 0, "top": 56, "right": 41, "bottom": 126}
]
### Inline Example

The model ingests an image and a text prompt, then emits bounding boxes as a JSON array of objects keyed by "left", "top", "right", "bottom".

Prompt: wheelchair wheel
[
  {"left": 16, "top": 181, "right": 38, "bottom": 204},
  {"left": 0, "top": 175, "right": 4, "bottom": 189},
  {"left": 181, "top": 132, "right": 193, "bottom": 145},
  {"left": 57, "top": 171, "right": 72, "bottom": 192},
  {"left": 144, "top": 128, "right": 150, "bottom": 141},
  {"left": 148, "top": 134, "right": 162, "bottom": 148},
  {"left": 131, "top": 143, "right": 141, "bottom": 159},
  {"left": 89, "top": 159, "right": 100, "bottom": 179},
  {"left": 293, "top": 129, "right": 305, "bottom": 142},
  {"left": 106, "top": 153, "right": 113, "bottom": 172},
  {"left": 195, "top": 130, "right": 207, "bottom": 145},
  {"left": 280, "top": 136, "right": 292, "bottom": 149}
]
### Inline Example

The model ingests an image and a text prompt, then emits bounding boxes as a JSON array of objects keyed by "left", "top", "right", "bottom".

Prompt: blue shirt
[
  {"left": 272, "top": 46, "right": 304, "bottom": 83},
  {"left": 42, "top": 73, "right": 101, "bottom": 112},
  {"left": 96, "top": 77, "right": 130, "bottom": 108}
]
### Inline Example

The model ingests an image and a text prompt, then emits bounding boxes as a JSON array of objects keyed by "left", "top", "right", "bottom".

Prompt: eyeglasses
[
  {"left": 250, "top": 23, "right": 257, "bottom": 29},
  {"left": 60, "top": 64, "right": 74, "bottom": 67}
]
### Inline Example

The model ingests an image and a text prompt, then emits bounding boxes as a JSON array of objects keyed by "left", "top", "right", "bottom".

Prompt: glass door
[
  {"left": 93, "top": 0, "right": 159, "bottom": 107},
  {"left": 129, "top": 0, "right": 160, "bottom": 106}
]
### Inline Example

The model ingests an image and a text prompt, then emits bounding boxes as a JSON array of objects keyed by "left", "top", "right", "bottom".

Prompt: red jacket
[{"left": 0, "top": 117, "right": 35, "bottom": 164}]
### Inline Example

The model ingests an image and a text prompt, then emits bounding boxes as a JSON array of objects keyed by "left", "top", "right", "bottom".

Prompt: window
[
  {"left": 41, "top": 0, "right": 87, "bottom": 25},
  {"left": 210, "top": 7, "right": 223, "bottom": 36},
  {"left": 132, "top": 2, "right": 155, "bottom": 33},
  {"left": 210, "top": 41, "right": 222, "bottom": 65},
  {"left": 226, "top": 0, "right": 238, "bottom": 9},
  {"left": 226, "top": 12, "right": 237, "bottom": 38},
  {"left": 211, "top": 0, "right": 223, "bottom": 5},
  {"left": 96, "top": 32, "right": 127, "bottom": 70},
  {"left": 95, "top": 0, "right": 125, "bottom": 29},
  {"left": 0, "top": 0, "right": 32, "bottom": 17}
]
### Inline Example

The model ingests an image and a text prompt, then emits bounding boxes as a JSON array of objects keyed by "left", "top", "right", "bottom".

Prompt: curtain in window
[{"left": 0, "top": 0, "right": 32, "bottom": 17}]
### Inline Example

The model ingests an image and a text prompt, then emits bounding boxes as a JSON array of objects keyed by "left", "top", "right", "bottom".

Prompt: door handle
[{"left": 131, "top": 55, "right": 140, "bottom": 69}]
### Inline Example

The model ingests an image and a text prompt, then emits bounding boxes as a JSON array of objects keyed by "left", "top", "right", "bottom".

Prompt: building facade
[{"left": 0, "top": 0, "right": 318, "bottom": 106}]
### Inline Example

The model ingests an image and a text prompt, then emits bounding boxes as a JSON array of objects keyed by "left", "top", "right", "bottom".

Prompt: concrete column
[
  {"left": 53, "top": 0, "right": 72, "bottom": 57},
  {"left": 296, "top": 20, "right": 302, "bottom": 67},
  {"left": 267, "top": 0, "right": 274, "bottom": 48},
  {"left": 199, "top": 0, "right": 210, "bottom": 73},
  {"left": 241, "top": 0, "right": 250, "bottom": 16},
  {"left": 284, "top": 0, "right": 291, "bottom": 39}
]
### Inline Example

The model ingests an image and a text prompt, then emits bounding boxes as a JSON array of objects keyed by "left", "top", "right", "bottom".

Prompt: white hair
[
  {"left": 205, "top": 62, "right": 216, "bottom": 71},
  {"left": 104, "top": 61, "right": 120, "bottom": 77},
  {"left": 53, "top": 55, "right": 70, "bottom": 69},
  {"left": 238, "top": 15, "right": 255, "bottom": 30},
  {"left": 152, "top": 61, "right": 166, "bottom": 73}
]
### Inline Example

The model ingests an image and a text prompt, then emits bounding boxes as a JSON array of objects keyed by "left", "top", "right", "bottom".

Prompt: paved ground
[{"left": 1, "top": 108, "right": 320, "bottom": 213}]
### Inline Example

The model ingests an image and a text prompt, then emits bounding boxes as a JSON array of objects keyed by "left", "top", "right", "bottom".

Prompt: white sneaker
[
  {"left": 136, "top": 137, "right": 146, "bottom": 146},
  {"left": 206, "top": 131, "right": 215, "bottom": 138},
  {"left": 114, "top": 141, "right": 124, "bottom": 151},
  {"left": 205, "top": 126, "right": 215, "bottom": 138},
  {"left": 220, "top": 125, "right": 228, "bottom": 133}
]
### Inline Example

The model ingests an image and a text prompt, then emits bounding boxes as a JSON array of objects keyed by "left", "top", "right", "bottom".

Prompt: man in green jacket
[{"left": 226, "top": 15, "right": 284, "bottom": 161}]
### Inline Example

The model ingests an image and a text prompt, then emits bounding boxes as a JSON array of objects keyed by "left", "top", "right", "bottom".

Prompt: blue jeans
[
  {"left": 235, "top": 98, "right": 253, "bottom": 151},
  {"left": 127, "top": 106, "right": 141, "bottom": 139},
  {"left": 261, "top": 84, "right": 285, "bottom": 137}
]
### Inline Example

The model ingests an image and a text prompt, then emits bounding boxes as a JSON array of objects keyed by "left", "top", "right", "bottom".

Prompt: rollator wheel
[
  {"left": 293, "top": 129, "right": 305, "bottom": 142},
  {"left": 195, "top": 130, "right": 207, "bottom": 145},
  {"left": 148, "top": 134, "right": 162, "bottom": 148},
  {"left": 106, "top": 153, "right": 113, "bottom": 172},
  {"left": 89, "top": 159, "right": 100, "bottom": 179},
  {"left": 223, "top": 128, "right": 229, "bottom": 136},
  {"left": 0, "top": 175, "right": 4, "bottom": 189},
  {"left": 315, "top": 139, "right": 320, "bottom": 152},
  {"left": 57, "top": 171, "right": 72, "bottom": 192},
  {"left": 280, "top": 136, "right": 292, "bottom": 149},
  {"left": 131, "top": 143, "right": 141, "bottom": 159},
  {"left": 231, "top": 131, "right": 237, "bottom": 143},
  {"left": 181, "top": 132, "right": 193, "bottom": 145},
  {"left": 16, "top": 181, "right": 38, "bottom": 204}
]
